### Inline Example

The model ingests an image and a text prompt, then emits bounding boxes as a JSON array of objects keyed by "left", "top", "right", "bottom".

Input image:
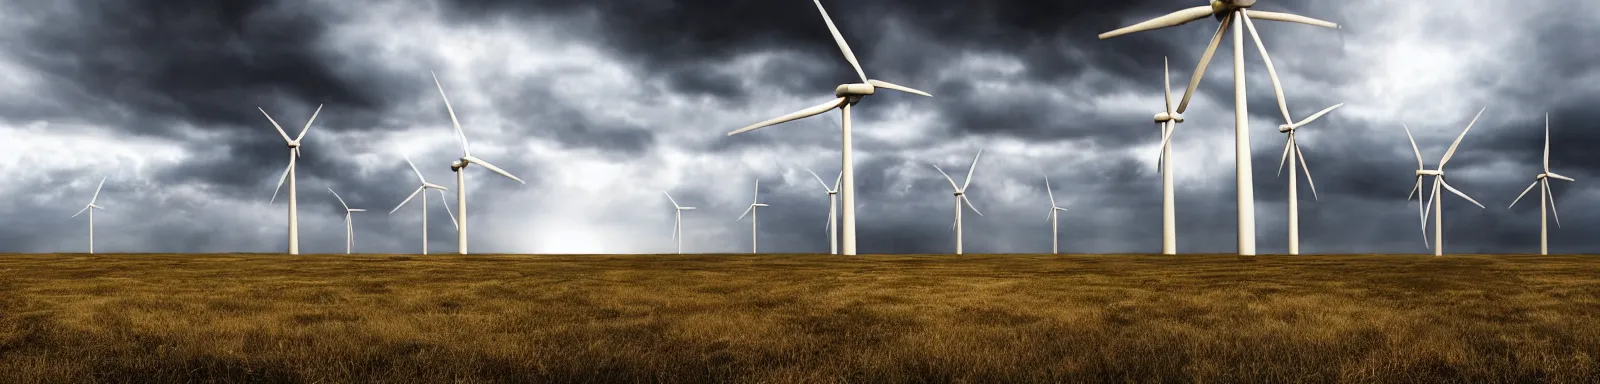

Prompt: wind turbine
[
  {"left": 1508, "top": 114, "right": 1576, "bottom": 255},
  {"left": 1274, "top": 103, "right": 1343, "bottom": 255},
  {"left": 930, "top": 149, "right": 984, "bottom": 255},
  {"left": 432, "top": 71, "right": 526, "bottom": 254},
  {"left": 664, "top": 191, "right": 696, "bottom": 254},
  {"left": 329, "top": 187, "right": 366, "bottom": 255},
  {"left": 1043, "top": 176, "right": 1069, "bottom": 254},
  {"left": 70, "top": 177, "right": 107, "bottom": 254},
  {"left": 263, "top": 104, "right": 323, "bottom": 255},
  {"left": 804, "top": 167, "right": 843, "bottom": 254},
  {"left": 1100, "top": 0, "right": 1339, "bottom": 255},
  {"left": 390, "top": 155, "right": 450, "bottom": 254},
  {"left": 1153, "top": 56, "right": 1185, "bottom": 255},
  {"left": 736, "top": 179, "right": 770, "bottom": 254},
  {"left": 726, "top": 0, "right": 933, "bottom": 256},
  {"left": 1404, "top": 107, "right": 1488, "bottom": 256}
]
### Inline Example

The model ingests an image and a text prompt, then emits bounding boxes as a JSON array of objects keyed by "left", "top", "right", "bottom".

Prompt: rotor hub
[
  {"left": 1536, "top": 173, "right": 1548, "bottom": 180},
  {"left": 1155, "top": 112, "right": 1185, "bottom": 123},
  {"left": 1278, "top": 124, "right": 1295, "bottom": 133},
  {"left": 1416, "top": 169, "right": 1442, "bottom": 176},
  {"left": 450, "top": 160, "right": 465, "bottom": 170},
  {"left": 286, "top": 142, "right": 300, "bottom": 148}
]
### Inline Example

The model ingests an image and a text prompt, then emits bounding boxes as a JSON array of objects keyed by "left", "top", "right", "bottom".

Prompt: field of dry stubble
[{"left": 1, "top": 253, "right": 1598, "bottom": 383}]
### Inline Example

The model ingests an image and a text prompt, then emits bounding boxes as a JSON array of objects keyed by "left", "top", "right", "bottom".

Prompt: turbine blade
[
  {"left": 1156, "top": 122, "right": 1175, "bottom": 172},
  {"left": 1508, "top": 181, "right": 1538, "bottom": 208},
  {"left": 404, "top": 154, "right": 426, "bottom": 183},
  {"left": 812, "top": 0, "right": 868, "bottom": 84},
  {"left": 424, "top": 182, "right": 449, "bottom": 190},
  {"left": 1417, "top": 179, "right": 1428, "bottom": 247},
  {"left": 805, "top": 168, "right": 831, "bottom": 191},
  {"left": 1277, "top": 135, "right": 1293, "bottom": 177},
  {"left": 71, "top": 205, "right": 89, "bottom": 218},
  {"left": 1295, "top": 104, "right": 1345, "bottom": 128},
  {"left": 1547, "top": 173, "right": 1575, "bottom": 182},
  {"left": 962, "top": 149, "right": 983, "bottom": 191},
  {"left": 90, "top": 176, "right": 106, "bottom": 204},
  {"left": 1403, "top": 124, "right": 1424, "bottom": 169},
  {"left": 833, "top": 172, "right": 842, "bottom": 191},
  {"left": 963, "top": 195, "right": 983, "bottom": 216},
  {"left": 260, "top": 108, "right": 293, "bottom": 143},
  {"left": 1297, "top": 146, "right": 1318, "bottom": 201},
  {"left": 270, "top": 158, "right": 294, "bottom": 204},
  {"left": 349, "top": 209, "right": 366, "bottom": 212},
  {"left": 463, "top": 156, "right": 526, "bottom": 184},
  {"left": 1097, "top": 6, "right": 1215, "bottom": 39},
  {"left": 1177, "top": 14, "right": 1230, "bottom": 113},
  {"left": 432, "top": 71, "right": 472, "bottom": 157},
  {"left": 1423, "top": 179, "right": 1438, "bottom": 235},
  {"left": 1408, "top": 176, "right": 1421, "bottom": 201},
  {"left": 737, "top": 204, "right": 754, "bottom": 221},
  {"left": 1544, "top": 113, "right": 1551, "bottom": 173},
  {"left": 753, "top": 179, "right": 761, "bottom": 204},
  {"left": 1243, "top": 9, "right": 1339, "bottom": 29},
  {"left": 866, "top": 79, "right": 932, "bottom": 97},
  {"left": 329, "top": 187, "right": 349, "bottom": 210},
  {"left": 1547, "top": 183, "right": 1562, "bottom": 228},
  {"left": 1045, "top": 176, "right": 1056, "bottom": 207},
  {"left": 391, "top": 186, "right": 425, "bottom": 215},
  {"left": 438, "top": 189, "right": 458, "bottom": 231},
  {"left": 1440, "top": 179, "right": 1485, "bottom": 209},
  {"left": 728, "top": 97, "right": 847, "bottom": 136},
  {"left": 294, "top": 104, "right": 322, "bottom": 142},
  {"left": 930, "top": 163, "right": 960, "bottom": 191},
  {"left": 1440, "top": 106, "right": 1487, "bottom": 168},
  {"left": 1242, "top": 14, "right": 1292, "bottom": 124},
  {"left": 664, "top": 191, "right": 680, "bottom": 209},
  {"left": 1163, "top": 56, "right": 1172, "bottom": 114}
]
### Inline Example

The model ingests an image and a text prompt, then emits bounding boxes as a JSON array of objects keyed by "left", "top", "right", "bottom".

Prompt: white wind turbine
[
  {"left": 1274, "top": 102, "right": 1343, "bottom": 255},
  {"left": 328, "top": 187, "right": 367, "bottom": 255},
  {"left": 1101, "top": 0, "right": 1339, "bottom": 255},
  {"left": 1152, "top": 56, "right": 1185, "bottom": 255},
  {"left": 69, "top": 177, "right": 107, "bottom": 254},
  {"left": 664, "top": 191, "right": 696, "bottom": 254},
  {"left": 263, "top": 104, "right": 323, "bottom": 255},
  {"left": 930, "top": 150, "right": 984, "bottom": 255},
  {"left": 1043, "top": 176, "right": 1069, "bottom": 255},
  {"left": 726, "top": 0, "right": 933, "bottom": 256},
  {"left": 736, "top": 179, "right": 770, "bottom": 254},
  {"left": 804, "top": 167, "right": 843, "bottom": 254},
  {"left": 1404, "top": 107, "right": 1488, "bottom": 256},
  {"left": 389, "top": 155, "right": 450, "bottom": 254},
  {"left": 432, "top": 72, "right": 526, "bottom": 254},
  {"left": 1508, "top": 114, "right": 1576, "bottom": 255}
]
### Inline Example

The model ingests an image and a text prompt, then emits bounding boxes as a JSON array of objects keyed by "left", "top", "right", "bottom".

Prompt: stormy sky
[{"left": 1, "top": 0, "right": 1597, "bottom": 255}]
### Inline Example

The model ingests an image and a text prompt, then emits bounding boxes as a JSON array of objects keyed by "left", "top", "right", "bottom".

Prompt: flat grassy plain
[{"left": 1, "top": 253, "right": 1597, "bottom": 383}]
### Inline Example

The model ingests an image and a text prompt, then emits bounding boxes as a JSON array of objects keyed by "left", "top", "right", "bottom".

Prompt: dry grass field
[{"left": 1, "top": 253, "right": 1598, "bottom": 383}]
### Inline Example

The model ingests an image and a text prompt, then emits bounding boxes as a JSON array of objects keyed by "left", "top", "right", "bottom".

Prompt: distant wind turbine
[
  {"left": 1404, "top": 107, "right": 1488, "bottom": 256},
  {"left": 70, "top": 177, "right": 107, "bottom": 254},
  {"left": 1043, "top": 176, "right": 1068, "bottom": 254},
  {"left": 433, "top": 71, "right": 526, "bottom": 254},
  {"left": 664, "top": 191, "right": 696, "bottom": 254},
  {"left": 1274, "top": 103, "right": 1343, "bottom": 255},
  {"left": 390, "top": 154, "right": 450, "bottom": 254},
  {"left": 1153, "top": 56, "right": 1185, "bottom": 255},
  {"left": 329, "top": 187, "right": 366, "bottom": 254},
  {"left": 263, "top": 104, "right": 323, "bottom": 255},
  {"left": 804, "top": 167, "right": 842, "bottom": 254},
  {"left": 1508, "top": 114, "right": 1575, "bottom": 255},
  {"left": 931, "top": 150, "right": 984, "bottom": 255},
  {"left": 726, "top": 0, "right": 933, "bottom": 256},
  {"left": 736, "top": 179, "right": 770, "bottom": 254}
]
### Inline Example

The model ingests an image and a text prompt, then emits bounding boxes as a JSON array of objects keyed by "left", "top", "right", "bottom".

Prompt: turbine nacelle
[
  {"left": 835, "top": 83, "right": 876, "bottom": 97},
  {"left": 1211, "top": 0, "right": 1255, "bottom": 17},
  {"left": 1155, "top": 111, "right": 1185, "bottom": 123},
  {"left": 1278, "top": 124, "right": 1295, "bottom": 133},
  {"left": 1416, "top": 169, "right": 1442, "bottom": 177}
]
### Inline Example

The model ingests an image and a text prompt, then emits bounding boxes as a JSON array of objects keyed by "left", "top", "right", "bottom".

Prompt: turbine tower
[
  {"left": 432, "top": 72, "right": 526, "bottom": 254},
  {"left": 727, "top": 0, "right": 933, "bottom": 256},
  {"left": 329, "top": 187, "right": 366, "bottom": 255},
  {"left": 1100, "top": 0, "right": 1339, "bottom": 255},
  {"left": 1508, "top": 114, "right": 1575, "bottom": 255},
  {"left": 1274, "top": 103, "right": 1343, "bottom": 255},
  {"left": 69, "top": 177, "right": 107, "bottom": 254},
  {"left": 263, "top": 104, "right": 323, "bottom": 255},
  {"left": 931, "top": 150, "right": 984, "bottom": 255},
  {"left": 736, "top": 179, "right": 770, "bottom": 254},
  {"left": 664, "top": 191, "right": 697, "bottom": 254},
  {"left": 390, "top": 155, "right": 450, "bottom": 254},
  {"left": 1404, "top": 107, "right": 1488, "bottom": 256},
  {"left": 1043, "top": 176, "right": 1068, "bottom": 254},
  {"left": 804, "top": 167, "right": 842, "bottom": 254},
  {"left": 1153, "top": 56, "right": 1185, "bottom": 255}
]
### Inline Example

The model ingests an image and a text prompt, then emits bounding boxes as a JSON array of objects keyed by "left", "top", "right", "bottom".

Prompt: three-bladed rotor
[
  {"left": 432, "top": 72, "right": 526, "bottom": 185},
  {"left": 1403, "top": 107, "right": 1489, "bottom": 247},
  {"left": 264, "top": 104, "right": 323, "bottom": 204}
]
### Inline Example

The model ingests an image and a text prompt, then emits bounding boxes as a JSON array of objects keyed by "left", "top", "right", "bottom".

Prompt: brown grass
[{"left": 1, "top": 253, "right": 1597, "bottom": 383}]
